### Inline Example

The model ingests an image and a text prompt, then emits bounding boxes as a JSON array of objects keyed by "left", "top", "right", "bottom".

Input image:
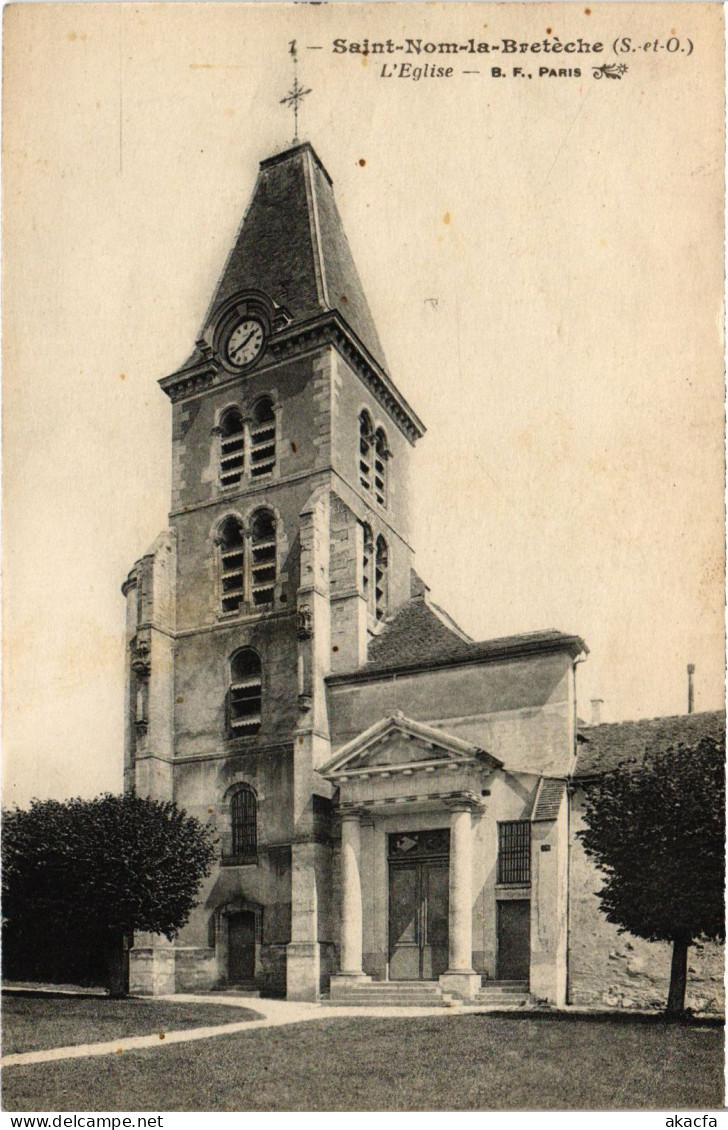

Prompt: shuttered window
[
  {"left": 250, "top": 509, "right": 276, "bottom": 606},
  {"left": 250, "top": 397, "right": 276, "bottom": 478},
  {"left": 229, "top": 649, "right": 262, "bottom": 734},
  {"left": 219, "top": 408, "right": 245, "bottom": 488},
  {"left": 218, "top": 517, "right": 245, "bottom": 614}
]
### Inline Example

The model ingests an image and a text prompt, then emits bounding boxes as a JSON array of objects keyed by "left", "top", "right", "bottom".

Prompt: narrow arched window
[
  {"left": 229, "top": 649, "right": 262, "bottom": 734},
  {"left": 374, "top": 428, "right": 389, "bottom": 507},
  {"left": 219, "top": 408, "right": 245, "bottom": 488},
  {"left": 250, "top": 509, "right": 276, "bottom": 606},
  {"left": 359, "top": 410, "right": 373, "bottom": 493},
  {"left": 362, "top": 523, "right": 374, "bottom": 618},
  {"left": 375, "top": 535, "right": 388, "bottom": 622},
  {"left": 250, "top": 397, "right": 276, "bottom": 478},
  {"left": 218, "top": 516, "right": 245, "bottom": 614},
  {"left": 231, "top": 786, "right": 257, "bottom": 858}
]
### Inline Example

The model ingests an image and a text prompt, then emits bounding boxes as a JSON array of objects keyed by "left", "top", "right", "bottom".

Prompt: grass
[
  {"left": 2, "top": 994, "right": 261, "bottom": 1055},
  {"left": 2, "top": 1012, "right": 723, "bottom": 1112}
]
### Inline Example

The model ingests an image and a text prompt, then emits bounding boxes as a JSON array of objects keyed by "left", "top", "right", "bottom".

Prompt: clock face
[{"left": 226, "top": 318, "right": 265, "bottom": 368}]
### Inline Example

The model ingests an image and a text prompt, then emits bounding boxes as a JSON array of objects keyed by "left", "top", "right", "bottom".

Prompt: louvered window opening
[
  {"left": 231, "top": 788, "right": 257, "bottom": 857},
  {"left": 250, "top": 399, "right": 276, "bottom": 478},
  {"left": 251, "top": 510, "right": 276, "bottom": 606},
  {"left": 362, "top": 524, "right": 373, "bottom": 615},
  {"left": 220, "top": 518, "right": 245, "bottom": 614},
  {"left": 374, "top": 429, "right": 387, "bottom": 506},
  {"left": 230, "top": 651, "right": 262, "bottom": 733},
  {"left": 359, "top": 411, "right": 373, "bottom": 493},
  {"left": 375, "top": 536, "right": 388, "bottom": 622},
  {"left": 498, "top": 821, "right": 531, "bottom": 884},
  {"left": 220, "top": 409, "right": 245, "bottom": 488}
]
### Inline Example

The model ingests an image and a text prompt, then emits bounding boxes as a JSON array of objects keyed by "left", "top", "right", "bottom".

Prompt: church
[{"left": 122, "top": 139, "right": 724, "bottom": 1011}]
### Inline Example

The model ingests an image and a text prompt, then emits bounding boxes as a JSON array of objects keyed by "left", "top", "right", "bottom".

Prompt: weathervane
[{"left": 280, "top": 40, "right": 311, "bottom": 145}]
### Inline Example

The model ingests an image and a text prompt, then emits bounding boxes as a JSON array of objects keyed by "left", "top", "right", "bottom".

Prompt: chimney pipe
[
  {"left": 687, "top": 664, "right": 695, "bottom": 714},
  {"left": 590, "top": 698, "right": 604, "bottom": 726}
]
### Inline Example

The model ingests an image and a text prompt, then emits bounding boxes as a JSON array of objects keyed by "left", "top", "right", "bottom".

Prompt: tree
[
  {"left": 2, "top": 793, "right": 217, "bottom": 995},
  {"left": 578, "top": 733, "right": 725, "bottom": 1015}
]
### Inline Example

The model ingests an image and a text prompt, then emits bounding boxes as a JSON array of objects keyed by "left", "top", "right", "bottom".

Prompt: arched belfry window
[
  {"left": 359, "top": 411, "right": 373, "bottom": 493},
  {"left": 231, "top": 785, "right": 257, "bottom": 859},
  {"left": 219, "top": 408, "right": 245, "bottom": 488},
  {"left": 374, "top": 428, "right": 389, "bottom": 507},
  {"left": 250, "top": 509, "right": 276, "bottom": 606},
  {"left": 218, "top": 517, "right": 245, "bottom": 614},
  {"left": 375, "top": 536, "right": 388, "bottom": 622},
  {"left": 361, "top": 523, "right": 374, "bottom": 617},
  {"left": 250, "top": 397, "right": 276, "bottom": 479},
  {"left": 229, "top": 649, "right": 262, "bottom": 734}
]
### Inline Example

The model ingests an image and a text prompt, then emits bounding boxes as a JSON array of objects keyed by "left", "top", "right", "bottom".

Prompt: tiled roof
[
  {"left": 364, "top": 597, "right": 472, "bottom": 672},
  {"left": 333, "top": 595, "right": 587, "bottom": 680},
  {"left": 574, "top": 710, "right": 725, "bottom": 779},
  {"left": 532, "top": 778, "right": 567, "bottom": 821},
  {"left": 203, "top": 143, "right": 387, "bottom": 372}
]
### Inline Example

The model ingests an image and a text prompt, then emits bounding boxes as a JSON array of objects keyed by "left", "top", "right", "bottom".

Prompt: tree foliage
[
  {"left": 578, "top": 733, "right": 724, "bottom": 1012},
  {"left": 2, "top": 793, "right": 217, "bottom": 985}
]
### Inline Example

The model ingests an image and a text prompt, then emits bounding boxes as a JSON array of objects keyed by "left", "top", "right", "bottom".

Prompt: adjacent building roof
[
  {"left": 203, "top": 142, "right": 387, "bottom": 372},
  {"left": 574, "top": 710, "right": 725, "bottom": 779}
]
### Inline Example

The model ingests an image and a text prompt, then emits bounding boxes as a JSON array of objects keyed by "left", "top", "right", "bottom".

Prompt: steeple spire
[{"left": 280, "top": 40, "right": 311, "bottom": 145}]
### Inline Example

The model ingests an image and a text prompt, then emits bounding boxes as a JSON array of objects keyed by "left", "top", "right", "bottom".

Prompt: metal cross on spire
[{"left": 280, "top": 40, "right": 311, "bottom": 145}]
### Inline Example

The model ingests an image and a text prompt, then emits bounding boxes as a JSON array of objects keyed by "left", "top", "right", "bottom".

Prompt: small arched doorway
[{"left": 216, "top": 900, "right": 263, "bottom": 986}]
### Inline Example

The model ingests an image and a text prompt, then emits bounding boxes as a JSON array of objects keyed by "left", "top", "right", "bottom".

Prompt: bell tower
[{"left": 123, "top": 141, "right": 425, "bottom": 1000}]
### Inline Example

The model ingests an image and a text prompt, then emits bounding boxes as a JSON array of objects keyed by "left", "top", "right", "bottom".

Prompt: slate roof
[
  {"left": 203, "top": 142, "right": 387, "bottom": 372},
  {"left": 532, "top": 778, "right": 567, "bottom": 821},
  {"left": 574, "top": 710, "right": 725, "bottom": 779},
  {"left": 327, "top": 594, "right": 587, "bottom": 682}
]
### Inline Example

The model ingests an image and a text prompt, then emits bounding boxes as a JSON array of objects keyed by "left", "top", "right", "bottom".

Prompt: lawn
[
  {"left": 2, "top": 994, "right": 261, "bottom": 1055},
  {"left": 3, "top": 1013, "right": 723, "bottom": 1112}
]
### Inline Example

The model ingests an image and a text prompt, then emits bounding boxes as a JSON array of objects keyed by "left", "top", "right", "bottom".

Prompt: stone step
[
  {"left": 478, "top": 981, "right": 529, "bottom": 994},
  {"left": 327, "top": 994, "right": 454, "bottom": 1007},
  {"left": 474, "top": 996, "right": 529, "bottom": 1006},
  {"left": 329, "top": 983, "right": 444, "bottom": 1000}
]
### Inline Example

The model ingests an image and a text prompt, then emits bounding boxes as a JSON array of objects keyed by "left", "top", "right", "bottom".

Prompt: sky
[{"left": 3, "top": 2, "right": 725, "bottom": 806}]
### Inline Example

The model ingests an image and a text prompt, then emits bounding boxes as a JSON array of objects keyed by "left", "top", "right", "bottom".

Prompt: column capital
[
  {"left": 443, "top": 791, "right": 483, "bottom": 813},
  {"left": 338, "top": 804, "right": 366, "bottom": 821}
]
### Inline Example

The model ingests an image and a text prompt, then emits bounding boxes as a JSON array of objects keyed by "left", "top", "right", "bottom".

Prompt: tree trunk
[
  {"left": 106, "top": 937, "right": 128, "bottom": 998},
  {"left": 666, "top": 936, "right": 689, "bottom": 1015}
]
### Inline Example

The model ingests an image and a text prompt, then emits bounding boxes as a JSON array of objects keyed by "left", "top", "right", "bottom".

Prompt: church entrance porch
[{"left": 388, "top": 830, "right": 449, "bottom": 980}]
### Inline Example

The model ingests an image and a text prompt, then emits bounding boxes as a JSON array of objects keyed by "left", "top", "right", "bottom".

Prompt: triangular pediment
[{"left": 320, "top": 714, "right": 501, "bottom": 779}]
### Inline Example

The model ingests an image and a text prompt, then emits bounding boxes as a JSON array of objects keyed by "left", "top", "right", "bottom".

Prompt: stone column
[
  {"left": 439, "top": 803, "right": 480, "bottom": 999},
  {"left": 330, "top": 810, "right": 372, "bottom": 997},
  {"left": 339, "top": 811, "right": 365, "bottom": 976}
]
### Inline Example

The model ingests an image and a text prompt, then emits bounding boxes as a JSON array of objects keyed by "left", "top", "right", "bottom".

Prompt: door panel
[
  {"left": 496, "top": 900, "right": 530, "bottom": 981},
  {"left": 422, "top": 862, "right": 449, "bottom": 979},
  {"left": 228, "top": 911, "right": 256, "bottom": 982},
  {"left": 389, "top": 864, "right": 420, "bottom": 980}
]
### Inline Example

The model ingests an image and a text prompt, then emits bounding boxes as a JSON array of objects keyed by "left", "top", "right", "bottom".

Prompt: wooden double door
[{"left": 388, "top": 830, "right": 449, "bottom": 981}]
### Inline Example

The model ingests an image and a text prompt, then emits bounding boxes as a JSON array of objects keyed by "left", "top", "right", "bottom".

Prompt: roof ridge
[
  {"left": 425, "top": 597, "right": 473, "bottom": 643},
  {"left": 302, "top": 147, "right": 329, "bottom": 309},
  {"left": 580, "top": 708, "right": 725, "bottom": 731}
]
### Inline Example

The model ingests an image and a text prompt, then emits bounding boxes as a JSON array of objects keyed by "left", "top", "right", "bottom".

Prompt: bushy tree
[
  {"left": 579, "top": 733, "right": 725, "bottom": 1014},
  {"left": 2, "top": 793, "right": 217, "bottom": 995}
]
